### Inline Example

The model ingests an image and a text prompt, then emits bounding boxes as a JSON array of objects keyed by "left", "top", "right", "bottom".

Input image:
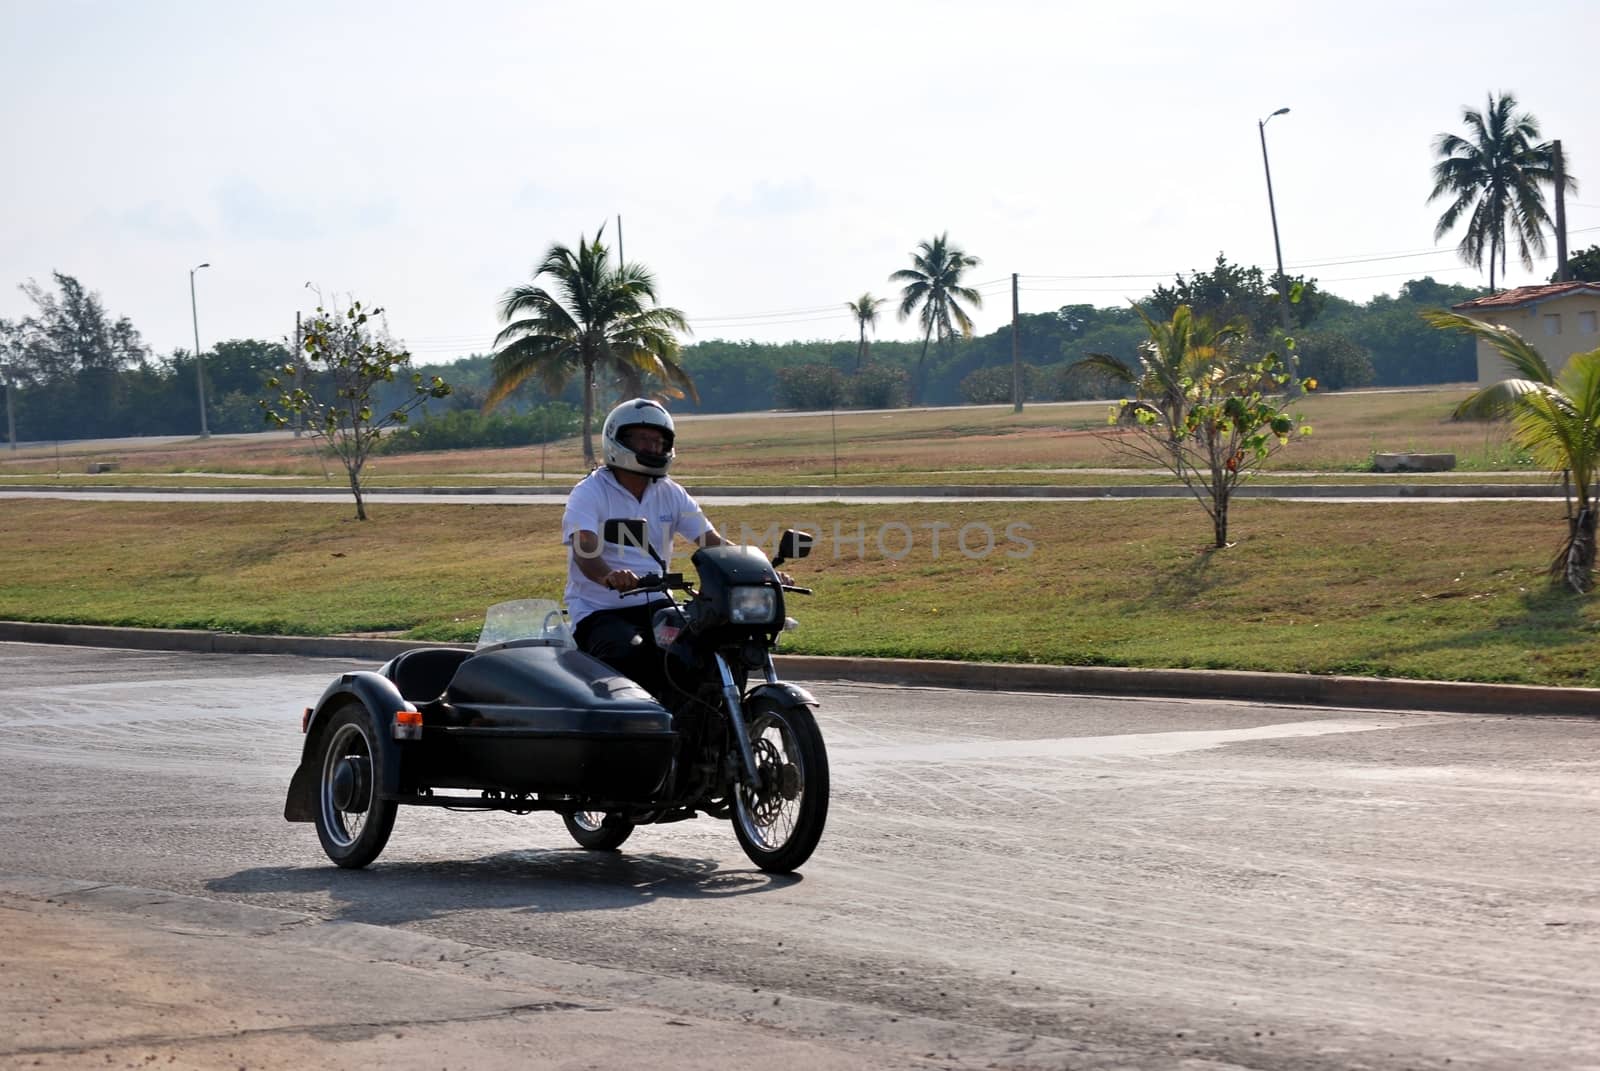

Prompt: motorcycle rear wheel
[
  {"left": 732, "top": 700, "right": 828, "bottom": 873},
  {"left": 563, "top": 811, "right": 635, "bottom": 851}
]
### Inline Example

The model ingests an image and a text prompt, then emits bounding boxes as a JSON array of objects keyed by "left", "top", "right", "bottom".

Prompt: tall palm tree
[
  {"left": 1426, "top": 309, "right": 1600, "bottom": 591},
  {"left": 1429, "top": 92, "right": 1558, "bottom": 291},
  {"left": 845, "top": 293, "right": 884, "bottom": 372},
  {"left": 890, "top": 233, "right": 982, "bottom": 404},
  {"left": 487, "top": 227, "right": 693, "bottom": 467}
]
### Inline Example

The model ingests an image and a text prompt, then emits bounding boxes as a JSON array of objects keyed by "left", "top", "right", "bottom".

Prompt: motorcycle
[{"left": 283, "top": 525, "right": 827, "bottom": 873}]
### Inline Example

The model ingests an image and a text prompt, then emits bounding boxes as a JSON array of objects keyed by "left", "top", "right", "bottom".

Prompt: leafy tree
[
  {"left": 847, "top": 363, "right": 910, "bottom": 409},
  {"left": 3, "top": 272, "right": 149, "bottom": 385},
  {"left": 263, "top": 301, "right": 450, "bottom": 520},
  {"left": 845, "top": 293, "right": 885, "bottom": 371},
  {"left": 1429, "top": 92, "right": 1564, "bottom": 291},
  {"left": 0, "top": 273, "right": 150, "bottom": 438},
  {"left": 1292, "top": 330, "right": 1375, "bottom": 392},
  {"left": 890, "top": 233, "right": 983, "bottom": 405},
  {"left": 1070, "top": 304, "right": 1311, "bottom": 548},
  {"left": 1316, "top": 278, "right": 1483, "bottom": 386},
  {"left": 960, "top": 364, "right": 1045, "bottom": 404},
  {"left": 1146, "top": 253, "right": 1324, "bottom": 342},
  {"left": 487, "top": 228, "right": 693, "bottom": 466},
  {"left": 774, "top": 364, "right": 846, "bottom": 409},
  {"left": 1555, "top": 245, "right": 1600, "bottom": 283},
  {"left": 1426, "top": 309, "right": 1600, "bottom": 590}
]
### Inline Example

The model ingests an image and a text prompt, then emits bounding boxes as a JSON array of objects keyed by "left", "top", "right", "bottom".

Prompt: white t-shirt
[{"left": 561, "top": 467, "right": 714, "bottom": 626}]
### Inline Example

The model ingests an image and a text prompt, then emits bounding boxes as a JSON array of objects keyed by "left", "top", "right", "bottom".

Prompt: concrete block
[{"left": 1373, "top": 452, "right": 1455, "bottom": 472}]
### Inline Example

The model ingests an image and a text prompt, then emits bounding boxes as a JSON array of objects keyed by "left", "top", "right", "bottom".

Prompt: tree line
[{"left": 0, "top": 259, "right": 1562, "bottom": 443}]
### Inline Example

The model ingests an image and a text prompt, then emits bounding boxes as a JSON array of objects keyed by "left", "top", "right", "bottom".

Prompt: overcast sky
[{"left": 3, "top": 0, "right": 1596, "bottom": 363}]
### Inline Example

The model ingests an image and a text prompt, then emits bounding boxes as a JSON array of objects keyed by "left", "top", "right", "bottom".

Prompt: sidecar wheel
[
  {"left": 314, "top": 703, "right": 398, "bottom": 869},
  {"left": 563, "top": 811, "right": 634, "bottom": 851},
  {"left": 733, "top": 700, "right": 828, "bottom": 874}
]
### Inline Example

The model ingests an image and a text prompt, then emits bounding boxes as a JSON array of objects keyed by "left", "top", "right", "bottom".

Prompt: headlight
[{"left": 728, "top": 585, "right": 778, "bottom": 624}]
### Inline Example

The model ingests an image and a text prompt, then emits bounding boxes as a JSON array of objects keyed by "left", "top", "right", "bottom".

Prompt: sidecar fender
[
  {"left": 284, "top": 672, "right": 414, "bottom": 822},
  {"left": 746, "top": 681, "right": 818, "bottom": 713}
]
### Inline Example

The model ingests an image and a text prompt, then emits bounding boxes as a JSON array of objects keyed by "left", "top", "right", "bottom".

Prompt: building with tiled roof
[{"left": 1452, "top": 282, "right": 1600, "bottom": 382}]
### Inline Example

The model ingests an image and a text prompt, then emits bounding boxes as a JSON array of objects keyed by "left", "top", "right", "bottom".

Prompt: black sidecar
[{"left": 283, "top": 600, "right": 681, "bottom": 868}]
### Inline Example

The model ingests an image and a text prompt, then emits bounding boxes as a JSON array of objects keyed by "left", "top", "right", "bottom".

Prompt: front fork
[{"left": 714, "top": 652, "right": 762, "bottom": 786}]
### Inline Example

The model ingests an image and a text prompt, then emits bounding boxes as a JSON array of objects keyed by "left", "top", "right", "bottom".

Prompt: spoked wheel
[
  {"left": 733, "top": 700, "right": 828, "bottom": 873},
  {"left": 314, "top": 704, "right": 398, "bottom": 868},
  {"left": 563, "top": 811, "right": 635, "bottom": 851}
]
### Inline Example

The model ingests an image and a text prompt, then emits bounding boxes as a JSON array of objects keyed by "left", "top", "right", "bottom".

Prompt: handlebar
[
  {"left": 619, "top": 572, "right": 684, "bottom": 595},
  {"left": 618, "top": 573, "right": 809, "bottom": 596}
]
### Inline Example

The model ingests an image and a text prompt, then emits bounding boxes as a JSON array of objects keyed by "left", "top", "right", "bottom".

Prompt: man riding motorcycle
[{"left": 562, "top": 398, "right": 727, "bottom": 702}]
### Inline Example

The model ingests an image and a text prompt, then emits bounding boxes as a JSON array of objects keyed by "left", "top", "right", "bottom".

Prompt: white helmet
[{"left": 602, "top": 398, "right": 677, "bottom": 478}]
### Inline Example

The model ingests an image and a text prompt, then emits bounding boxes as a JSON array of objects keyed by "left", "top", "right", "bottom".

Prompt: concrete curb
[
  {"left": 0, "top": 482, "right": 1567, "bottom": 499},
  {"left": 4, "top": 620, "right": 1596, "bottom": 717}
]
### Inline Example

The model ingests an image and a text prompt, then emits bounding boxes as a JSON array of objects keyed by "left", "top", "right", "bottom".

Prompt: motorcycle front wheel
[
  {"left": 563, "top": 811, "right": 635, "bottom": 851},
  {"left": 732, "top": 699, "right": 828, "bottom": 873}
]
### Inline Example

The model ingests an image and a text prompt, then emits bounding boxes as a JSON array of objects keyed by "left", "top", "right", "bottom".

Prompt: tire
[
  {"left": 563, "top": 811, "right": 635, "bottom": 851},
  {"left": 313, "top": 703, "right": 398, "bottom": 869},
  {"left": 732, "top": 699, "right": 828, "bottom": 873}
]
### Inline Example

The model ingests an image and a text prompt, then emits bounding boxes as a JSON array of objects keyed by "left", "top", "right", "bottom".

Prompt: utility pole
[
  {"left": 1011, "top": 273, "right": 1022, "bottom": 413},
  {"left": 1554, "top": 140, "right": 1570, "bottom": 282},
  {"left": 292, "top": 311, "right": 304, "bottom": 438},
  {"left": 2, "top": 365, "right": 16, "bottom": 451},
  {"left": 617, "top": 214, "right": 624, "bottom": 267}
]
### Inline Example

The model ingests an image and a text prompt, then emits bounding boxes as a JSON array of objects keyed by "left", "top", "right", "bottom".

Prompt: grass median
[{"left": 4, "top": 497, "right": 1597, "bottom": 687}]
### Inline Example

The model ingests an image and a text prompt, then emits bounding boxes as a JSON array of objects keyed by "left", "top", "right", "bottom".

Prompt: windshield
[{"left": 476, "top": 599, "right": 577, "bottom": 650}]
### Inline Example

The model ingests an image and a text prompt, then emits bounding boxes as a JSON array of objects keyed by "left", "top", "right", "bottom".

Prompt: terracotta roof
[{"left": 1452, "top": 281, "right": 1600, "bottom": 311}]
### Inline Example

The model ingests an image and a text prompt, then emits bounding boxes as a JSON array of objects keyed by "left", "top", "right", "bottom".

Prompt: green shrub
[{"left": 377, "top": 402, "right": 579, "bottom": 454}]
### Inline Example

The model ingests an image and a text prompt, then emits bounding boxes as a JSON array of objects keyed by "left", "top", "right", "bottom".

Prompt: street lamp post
[
  {"left": 189, "top": 262, "right": 211, "bottom": 439},
  {"left": 1257, "top": 108, "right": 1299, "bottom": 387}
]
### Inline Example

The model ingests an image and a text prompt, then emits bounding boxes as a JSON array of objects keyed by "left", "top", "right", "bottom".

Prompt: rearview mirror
[
  {"left": 602, "top": 517, "right": 666, "bottom": 570},
  {"left": 603, "top": 518, "right": 648, "bottom": 550},
  {"left": 772, "top": 529, "right": 814, "bottom": 568}
]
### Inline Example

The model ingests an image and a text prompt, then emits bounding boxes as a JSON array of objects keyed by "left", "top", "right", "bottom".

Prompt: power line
[{"left": 394, "top": 226, "right": 1600, "bottom": 347}]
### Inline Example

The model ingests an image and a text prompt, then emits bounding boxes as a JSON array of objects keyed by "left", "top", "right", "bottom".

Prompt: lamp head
[{"left": 1272, "top": 107, "right": 1290, "bottom": 117}]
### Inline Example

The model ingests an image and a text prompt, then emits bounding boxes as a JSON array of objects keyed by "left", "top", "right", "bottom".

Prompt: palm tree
[
  {"left": 1070, "top": 304, "right": 1301, "bottom": 548},
  {"left": 487, "top": 228, "right": 693, "bottom": 467},
  {"left": 890, "top": 233, "right": 982, "bottom": 404},
  {"left": 1426, "top": 309, "right": 1600, "bottom": 591},
  {"left": 1429, "top": 92, "right": 1558, "bottom": 291},
  {"left": 845, "top": 292, "right": 884, "bottom": 372},
  {"left": 1074, "top": 303, "right": 1252, "bottom": 468}
]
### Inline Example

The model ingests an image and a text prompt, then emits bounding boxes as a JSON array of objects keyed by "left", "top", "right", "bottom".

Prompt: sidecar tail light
[
  {"left": 393, "top": 709, "right": 424, "bottom": 741},
  {"left": 301, "top": 707, "right": 313, "bottom": 733}
]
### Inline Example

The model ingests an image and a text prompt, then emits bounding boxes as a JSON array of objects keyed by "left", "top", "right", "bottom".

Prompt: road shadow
[{"left": 208, "top": 848, "right": 798, "bottom": 927}]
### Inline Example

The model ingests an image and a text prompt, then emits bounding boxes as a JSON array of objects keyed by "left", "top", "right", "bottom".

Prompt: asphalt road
[{"left": 2, "top": 642, "right": 1597, "bottom": 1069}]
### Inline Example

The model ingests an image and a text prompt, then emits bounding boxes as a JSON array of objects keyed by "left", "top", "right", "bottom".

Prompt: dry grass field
[{"left": 0, "top": 386, "right": 1541, "bottom": 486}]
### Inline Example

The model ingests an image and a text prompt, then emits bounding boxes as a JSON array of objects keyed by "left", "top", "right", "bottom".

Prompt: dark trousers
[{"left": 574, "top": 603, "right": 683, "bottom": 705}]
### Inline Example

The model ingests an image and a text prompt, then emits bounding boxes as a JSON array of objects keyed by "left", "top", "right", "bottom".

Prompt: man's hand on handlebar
[{"left": 603, "top": 569, "right": 639, "bottom": 592}]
